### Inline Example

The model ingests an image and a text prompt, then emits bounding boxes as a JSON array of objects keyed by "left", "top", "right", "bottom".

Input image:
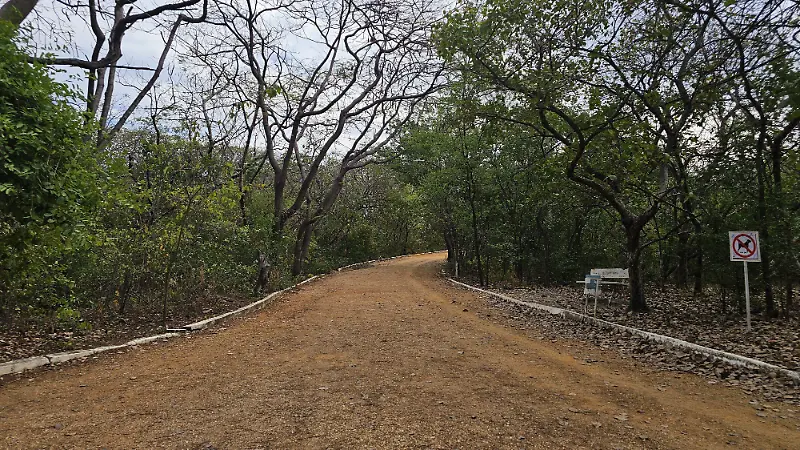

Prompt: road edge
[
  {"left": 0, "top": 251, "right": 444, "bottom": 377},
  {"left": 448, "top": 277, "right": 800, "bottom": 383}
]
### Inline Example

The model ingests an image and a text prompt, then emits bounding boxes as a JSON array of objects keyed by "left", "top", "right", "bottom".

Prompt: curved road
[{"left": 1, "top": 253, "right": 798, "bottom": 448}]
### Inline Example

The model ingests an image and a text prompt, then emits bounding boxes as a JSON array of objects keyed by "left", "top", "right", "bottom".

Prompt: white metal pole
[
  {"left": 455, "top": 261, "right": 459, "bottom": 278},
  {"left": 743, "top": 261, "right": 751, "bottom": 331}
]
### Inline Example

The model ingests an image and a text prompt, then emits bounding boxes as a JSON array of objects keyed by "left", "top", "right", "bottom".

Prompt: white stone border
[
  {"left": 0, "top": 251, "right": 445, "bottom": 377},
  {"left": 0, "top": 334, "right": 181, "bottom": 377},
  {"left": 448, "top": 278, "right": 800, "bottom": 382},
  {"left": 181, "top": 278, "right": 317, "bottom": 331}
]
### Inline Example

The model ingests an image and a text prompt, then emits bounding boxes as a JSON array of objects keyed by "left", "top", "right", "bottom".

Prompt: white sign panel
[
  {"left": 584, "top": 275, "right": 601, "bottom": 296},
  {"left": 729, "top": 231, "right": 761, "bottom": 262}
]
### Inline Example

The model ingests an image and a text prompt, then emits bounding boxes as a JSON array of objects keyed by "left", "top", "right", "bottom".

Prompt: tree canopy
[{"left": 0, "top": 0, "right": 798, "bottom": 334}]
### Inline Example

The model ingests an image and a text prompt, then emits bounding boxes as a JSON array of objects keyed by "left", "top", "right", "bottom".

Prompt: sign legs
[
  {"left": 743, "top": 261, "right": 751, "bottom": 331},
  {"left": 583, "top": 292, "right": 599, "bottom": 315}
]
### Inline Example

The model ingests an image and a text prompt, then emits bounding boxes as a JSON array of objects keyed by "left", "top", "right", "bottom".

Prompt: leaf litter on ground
[{"left": 465, "top": 281, "right": 800, "bottom": 406}]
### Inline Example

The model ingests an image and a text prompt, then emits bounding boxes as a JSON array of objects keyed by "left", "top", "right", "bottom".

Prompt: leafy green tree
[
  {"left": 430, "top": 0, "right": 799, "bottom": 316},
  {"left": 0, "top": 23, "right": 99, "bottom": 323},
  {"left": 434, "top": 0, "right": 677, "bottom": 310}
]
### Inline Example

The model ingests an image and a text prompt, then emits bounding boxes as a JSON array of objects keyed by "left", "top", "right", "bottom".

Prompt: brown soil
[{"left": 1, "top": 253, "right": 798, "bottom": 449}]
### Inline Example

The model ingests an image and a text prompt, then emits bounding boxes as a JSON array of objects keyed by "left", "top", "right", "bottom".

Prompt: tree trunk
[
  {"left": 118, "top": 271, "right": 132, "bottom": 315},
  {"left": 771, "top": 135, "right": 794, "bottom": 316},
  {"left": 291, "top": 221, "right": 314, "bottom": 276},
  {"left": 468, "top": 194, "right": 484, "bottom": 287},
  {"left": 402, "top": 223, "right": 410, "bottom": 254},
  {"left": 676, "top": 230, "right": 689, "bottom": 288},
  {"left": 563, "top": 141, "right": 659, "bottom": 312},
  {"left": 273, "top": 174, "right": 287, "bottom": 234},
  {"left": 692, "top": 220, "right": 703, "bottom": 296},
  {"left": 653, "top": 214, "right": 668, "bottom": 285},
  {"left": 444, "top": 229, "right": 454, "bottom": 262},
  {"left": 693, "top": 247, "right": 703, "bottom": 296},
  {"left": 290, "top": 170, "right": 348, "bottom": 276},
  {"left": 675, "top": 193, "right": 687, "bottom": 288},
  {"left": 0, "top": 0, "right": 38, "bottom": 26},
  {"left": 162, "top": 261, "right": 173, "bottom": 328},
  {"left": 755, "top": 136, "right": 775, "bottom": 316},
  {"left": 162, "top": 224, "right": 186, "bottom": 327},
  {"left": 624, "top": 219, "right": 648, "bottom": 312},
  {"left": 238, "top": 191, "right": 248, "bottom": 226},
  {"left": 254, "top": 251, "right": 270, "bottom": 295},
  {"left": 237, "top": 157, "right": 248, "bottom": 226},
  {"left": 536, "top": 208, "right": 552, "bottom": 285}
]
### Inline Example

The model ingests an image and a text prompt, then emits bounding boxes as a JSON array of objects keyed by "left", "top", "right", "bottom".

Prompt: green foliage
[
  {"left": 428, "top": 0, "right": 800, "bottom": 313},
  {"left": 67, "top": 130, "right": 255, "bottom": 319},
  {"left": 0, "top": 23, "right": 96, "bottom": 234},
  {"left": 0, "top": 23, "right": 100, "bottom": 325},
  {"left": 3, "top": 0, "right": 799, "bottom": 333},
  {"left": 308, "top": 165, "right": 439, "bottom": 272},
  {"left": 399, "top": 100, "right": 630, "bottom": 286}
]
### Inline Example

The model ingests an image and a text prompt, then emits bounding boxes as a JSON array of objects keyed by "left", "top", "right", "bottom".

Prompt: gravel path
[{"left": 1, "top": 253, "right": 798, "bottom": 449}]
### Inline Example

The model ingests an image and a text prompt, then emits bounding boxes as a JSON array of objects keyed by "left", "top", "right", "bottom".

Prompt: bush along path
[{"left": 1, "top": 253, "right": 799, "bottom": 448}]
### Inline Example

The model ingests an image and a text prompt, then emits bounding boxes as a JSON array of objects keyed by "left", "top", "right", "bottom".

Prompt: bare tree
[
  {"left": 187, "top": 0, "right": 444, "bottom": 281},
  {"left": 23, "top": 0, "right": 209, "bottom": 146}
]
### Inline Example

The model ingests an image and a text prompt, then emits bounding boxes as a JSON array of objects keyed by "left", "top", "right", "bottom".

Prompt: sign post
[
  {"left": 583, "top": 274, "right": 602, "bottom": 315},
  {"left": 729, "top": 231, "right": 761, "bottom": 331}
]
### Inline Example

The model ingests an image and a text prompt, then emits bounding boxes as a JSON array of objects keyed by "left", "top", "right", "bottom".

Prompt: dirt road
[{"left": 1, "top": 253, "right": 798, "bottom": 449}]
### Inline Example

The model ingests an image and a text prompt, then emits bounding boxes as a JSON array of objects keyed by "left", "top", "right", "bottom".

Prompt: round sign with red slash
[{"left": 729, "top": 231, "right": 761, "bottom": 262}]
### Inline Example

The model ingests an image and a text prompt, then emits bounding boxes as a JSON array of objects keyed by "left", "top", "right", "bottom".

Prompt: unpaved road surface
[{"left": 2, "top": 254, "right": 798, "bottom": 449}]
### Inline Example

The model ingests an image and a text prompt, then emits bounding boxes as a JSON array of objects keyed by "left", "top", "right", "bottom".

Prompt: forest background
[{"left": 0, "top": 0, "right": 797, "bottom": 356}]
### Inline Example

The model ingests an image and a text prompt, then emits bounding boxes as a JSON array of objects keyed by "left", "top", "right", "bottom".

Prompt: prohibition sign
[
  {"left": 729, "top": 231, "right": 760, "bottom": 262},
  {"left": 728, "top": 230, "right": 760, "bottom": 330},
  {"left": 732, "top": 233, "right": 756, "bottom": 259}
]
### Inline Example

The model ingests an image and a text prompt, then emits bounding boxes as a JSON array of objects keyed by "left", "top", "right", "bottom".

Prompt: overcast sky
[{"left": 5, "top": 0, "right": 446, "bottom": 156}]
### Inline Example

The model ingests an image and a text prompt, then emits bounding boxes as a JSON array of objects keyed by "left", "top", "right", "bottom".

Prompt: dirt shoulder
[{"left": 1, "top": 253, "right": 798, "bottom": 449}]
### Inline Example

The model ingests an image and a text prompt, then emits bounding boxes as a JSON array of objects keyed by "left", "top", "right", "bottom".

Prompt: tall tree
[
  {"left": 190, "top": 0, "right": 444, "bottom": 278},
  {"left": 434, "top": 0, "right": 681, "bottom": 310}
]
